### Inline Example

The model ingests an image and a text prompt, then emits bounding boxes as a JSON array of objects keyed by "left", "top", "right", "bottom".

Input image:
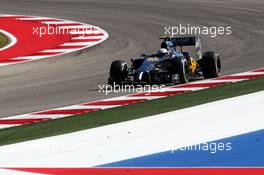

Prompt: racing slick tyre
[
  {"left": 175, "top": 57, "right": 189, "bottom": 83},
  {"left": 202, "top": 51, "right": 221, "bottom": 78},
  {"left": 108, "top": 60, "right": 128, "bottom": 85}
]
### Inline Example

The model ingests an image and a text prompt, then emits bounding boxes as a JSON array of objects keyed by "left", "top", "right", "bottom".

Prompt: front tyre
[
  {"left": 175, "top": 57, "right": 189, "bottom": 83},
  {"left": 202, "top": 51, "right": 221, "bottom": 79},
  {"left": 108, "top": 60, "right": 128, "bottom": 85}
]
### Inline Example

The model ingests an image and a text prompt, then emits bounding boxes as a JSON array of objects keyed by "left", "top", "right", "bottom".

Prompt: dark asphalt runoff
[{"left": 0, "top": 0, "right": 263, "bottom": 117}]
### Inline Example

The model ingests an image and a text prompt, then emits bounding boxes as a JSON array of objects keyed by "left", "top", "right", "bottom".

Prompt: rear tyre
[
  {"left": 202, "top": 51, "right": 221, "bottom": 78},
  {"left": 175, "top": 57, "right": 189, "bottom": 83},
  {"left": 108, "top": 60, "right": 128, "bottom": 85}
]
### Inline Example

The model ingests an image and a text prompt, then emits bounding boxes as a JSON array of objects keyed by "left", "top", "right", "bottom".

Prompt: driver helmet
[{"left": 156, "top": 48, "right": 168, "bottom": 58}]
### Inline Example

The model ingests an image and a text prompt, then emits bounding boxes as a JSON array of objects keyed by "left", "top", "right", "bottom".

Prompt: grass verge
[
  {"left": 0, "top": 33, "right": 9, "bottom": 48},
  {"left": 0, "top": 77, "right": 264, "bottom": 146}
]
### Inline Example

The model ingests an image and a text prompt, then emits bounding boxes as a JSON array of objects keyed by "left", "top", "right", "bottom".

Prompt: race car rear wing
[{"left": 160, "top": 36, "right": 202, "bottom": 59}]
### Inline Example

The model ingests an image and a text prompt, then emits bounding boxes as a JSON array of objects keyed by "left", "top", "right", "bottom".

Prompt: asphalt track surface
[{"left": 0, "top": 0, "right": 263, "bottom": 118}]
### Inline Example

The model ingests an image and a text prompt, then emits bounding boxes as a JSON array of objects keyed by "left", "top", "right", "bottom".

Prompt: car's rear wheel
[
  {"left": 202, "top": 51, "right": 221, "bottom": 78},
  {"left": 108, "top": 60, "right": 128, "bottom": 85},
  {"left": 176, "top": 57, "right": 189, "bottom": 83}
]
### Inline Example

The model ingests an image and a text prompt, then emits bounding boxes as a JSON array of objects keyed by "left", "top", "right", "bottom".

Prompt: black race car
[{"left": 108, "top": 36, "right": 221, "bottom": 85}]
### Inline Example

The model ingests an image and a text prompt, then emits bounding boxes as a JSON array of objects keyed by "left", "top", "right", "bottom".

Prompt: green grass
[
  {"left": 0, "top": 77, "right": 264, "bottom": 146},
  {"left": 0, "top": 33, "right": 8, "bottom": 48}
]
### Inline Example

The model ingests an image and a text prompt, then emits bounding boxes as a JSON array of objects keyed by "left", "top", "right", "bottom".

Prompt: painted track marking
[
  {"left": 0, "top": 68, "right": 263, "bottom": 129},
  {"left": 0, "top": 14, "right": 108, "bottom": 66}
]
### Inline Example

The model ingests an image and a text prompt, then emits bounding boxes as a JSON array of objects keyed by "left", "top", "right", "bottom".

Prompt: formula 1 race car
[{"left": 108, "top": 36, "right": 221, "bottom": 85}]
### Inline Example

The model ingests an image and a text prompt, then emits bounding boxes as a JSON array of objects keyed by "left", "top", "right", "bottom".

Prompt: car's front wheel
[
  {"left": 108, "top": 60, "right": 128, "bottom": 85},
  {"left": 175, "top": 57, "right": 189, "bottom": 84}
]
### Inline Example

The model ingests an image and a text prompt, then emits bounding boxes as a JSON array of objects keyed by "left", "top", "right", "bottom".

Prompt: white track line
[
  {"left": 58, "top": 25, "right": 94, "bottom": 29},
  {"left": 57, "top": 105, "right": 120, "bottom": 110},
  {"left": 69, "top": 31, "right": 98, "bottom": 35},
  {"left": 232, "top": 71, "right": 264, "bottom": 76},
  {"left": 42, "top": 21, "right": 78, "bottom": 25},
  {"left": 11, "top": 56, "right": 51, "bottom": 60},
  {"left": 166, "top": 87, "right": 207, "bottom": 91},
  {"left": 60, "top": 42, "right": 93, "bottom": 46},
  {"left": 3, "top": 114, "right": 70, "bottom": 120},
  {"left": 0, "top": 168, "right": 43, "bottom": 175},
  {"left": 40, "top": 49, "right": 77, "bottom": 53},
  {"left": 17, "top": 17, "right": 54, "bottom": 20},
  {"left": 0, "top": 125, "right": 20, "bottom": 129},
  {"left": 71, "top": 36, "right": 103, "bottom": 40}
]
